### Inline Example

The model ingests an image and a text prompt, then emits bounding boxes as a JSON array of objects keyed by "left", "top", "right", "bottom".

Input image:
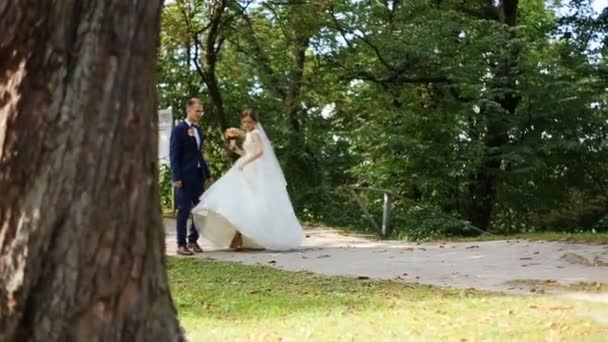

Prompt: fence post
[
  {"left": 347, "top": 188, "right": 382, "bottom": 234},
  {"left": 381, "top": 193, "right": 392, "bottom": 237},
  {"left": 171, "top": 185, "right": 176, "bottom": 216}
]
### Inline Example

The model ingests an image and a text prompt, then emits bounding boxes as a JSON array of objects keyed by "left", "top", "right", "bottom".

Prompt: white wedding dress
[{"left": 192, "top": 124, "right": 304, "bottom": 250}]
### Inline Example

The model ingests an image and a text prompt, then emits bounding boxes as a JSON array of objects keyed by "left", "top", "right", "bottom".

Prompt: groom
[{"left": 170, "top": 98, "right": 213, "bottom": 256}]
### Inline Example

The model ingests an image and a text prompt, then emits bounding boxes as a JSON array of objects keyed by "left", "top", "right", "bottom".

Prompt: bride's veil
[{"left": 255, "top": 123, "right": 287, "bottom": 188}]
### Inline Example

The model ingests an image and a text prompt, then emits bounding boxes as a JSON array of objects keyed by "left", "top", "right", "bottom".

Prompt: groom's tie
[{"left": 190, "top": 124, "right": 201, "bottom": 168}]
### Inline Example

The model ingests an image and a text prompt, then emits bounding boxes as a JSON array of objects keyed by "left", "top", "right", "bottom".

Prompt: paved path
[{"left": 165, "top": 219, "right": 608, "bottom": 300}]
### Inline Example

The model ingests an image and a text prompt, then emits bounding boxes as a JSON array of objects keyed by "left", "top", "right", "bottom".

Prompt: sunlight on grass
[
  {"left": 168, "top": 257, "right": 608, "bottom": 341},
  {"left": 506, "top": 279, "right": 608, "bottom": 293},
  {"left": 437, "top": 231, "right": 608, "bottom": 244}
]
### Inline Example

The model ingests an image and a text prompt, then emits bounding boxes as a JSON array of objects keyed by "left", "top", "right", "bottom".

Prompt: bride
[{"left": 192, "top": 110, "right": 304, "bottom": 250}]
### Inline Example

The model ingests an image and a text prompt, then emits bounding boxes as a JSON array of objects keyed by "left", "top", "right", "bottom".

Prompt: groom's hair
[
  {"left": 241, "top": 110, "right": 257, "bottom": 122},
  {"left": 186, "top": 98, "right": 203, "bottom": 109}
]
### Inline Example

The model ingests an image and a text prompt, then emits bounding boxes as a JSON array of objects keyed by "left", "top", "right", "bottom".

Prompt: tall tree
[
  {"left": 234, "top": 1, "right": 322, "bottom": 136},
  {"left": 176, "top": 0, "right": 234, "bottom": 131},
  {"left": 0, "top": 1, "right": 182, "bottom": 341},
  {"left": 465, "top": 0, "right": 521, "bottom": 230}
]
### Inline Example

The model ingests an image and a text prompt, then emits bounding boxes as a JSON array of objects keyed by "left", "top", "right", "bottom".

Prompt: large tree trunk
[
  {"left": 0, "top": 1, "right": 183, "bottom": 341},
  {"left": 468, "top": 0, "right": 520, "bottom": 231},
  {"left": 285, "top": 35, "right": 309, "bottom": 136}
]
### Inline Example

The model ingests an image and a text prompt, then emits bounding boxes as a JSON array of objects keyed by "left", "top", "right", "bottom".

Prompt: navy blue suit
[{"left": 170, "top": 121, "right": 211, "bottom": 247}]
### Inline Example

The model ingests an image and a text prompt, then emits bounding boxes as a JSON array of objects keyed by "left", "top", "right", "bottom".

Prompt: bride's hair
[{"left": 241, "top": 110, "right": 257, "bottom": 122}]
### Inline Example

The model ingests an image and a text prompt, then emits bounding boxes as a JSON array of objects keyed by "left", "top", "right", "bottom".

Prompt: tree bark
[
  {"left": 285, "top": 35, "right": 309, "bottom": 135},
  {"left": 468, "top": 0, "right": 520, "bottom": 230},
  {"left": 0, "top": 1, "right": 183, "bottom": 341}
]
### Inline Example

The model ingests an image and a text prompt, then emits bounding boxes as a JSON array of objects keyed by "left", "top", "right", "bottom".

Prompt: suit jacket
[{"left": 169, "top": 121, "right": 211, "bottom": 192}]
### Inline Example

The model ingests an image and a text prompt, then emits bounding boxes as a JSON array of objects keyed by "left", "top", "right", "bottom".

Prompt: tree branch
[{"left": 328, "top": 6, "right": 397, "bottom": 72}]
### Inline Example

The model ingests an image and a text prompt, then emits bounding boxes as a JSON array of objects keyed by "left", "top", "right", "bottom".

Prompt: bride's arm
[
  {"left": 239, "top": 133, "right": 264, "bottom": 169},
  {"left": 232, "top": 145, "right": 245, "bottom": 156}
]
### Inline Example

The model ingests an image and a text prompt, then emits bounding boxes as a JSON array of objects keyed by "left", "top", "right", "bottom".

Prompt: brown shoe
[
  {"left": 187, "top": 243, "right": 203, "bottom": 253},
  {"left": 177, "top": 246, "right": 193, "bottom": 256}
]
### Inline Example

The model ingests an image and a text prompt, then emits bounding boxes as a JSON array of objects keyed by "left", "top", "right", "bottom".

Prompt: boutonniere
[{"left": 187, "top": 127, "right": 195, "bottom": 137}]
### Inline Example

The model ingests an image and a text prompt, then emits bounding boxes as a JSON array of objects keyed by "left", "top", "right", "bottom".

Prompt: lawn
[
  {"left": 167, "top": 257, "right": 608, "bottom": 341},
  {"left": 436, "top": 231, "right": 608, "bottom": 244}
]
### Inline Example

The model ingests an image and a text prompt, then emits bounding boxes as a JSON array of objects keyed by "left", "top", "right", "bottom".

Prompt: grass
[
  {"left": 435, "top": 231, "right": 608, "bottom": 244},
  {"left": 303, "top": 220, "right": 608, "bottom": 244},
  {"left": 168, "top": 257, "right": 608, "bottom": 341},
  {"left": 506, "top": 279, "right": 608, "bottom": 294}
]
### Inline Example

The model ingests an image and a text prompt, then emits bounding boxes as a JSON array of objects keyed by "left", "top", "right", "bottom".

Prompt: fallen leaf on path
[
  {"left": 316, "top": 254, "right": 331, "bottom": 259},
  {"left": 520, "top": 257, "right": 533, "bottom": 260},
  {"left": 403, "top": 247, "right": 415, "bottom": 252},
  {"left": 592, "top": 256, "right": 608, "bottom": 266},
  {"left": 466, "top": 245, "right": 479, "bottom": 249},
  {"left": 561, "top": 253, "right": 593, "bottom": 266},
  {"left": 548, "top": 306, "right": 572, "bottom": 311}
]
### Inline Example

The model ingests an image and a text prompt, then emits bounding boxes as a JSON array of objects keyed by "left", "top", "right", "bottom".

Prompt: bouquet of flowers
[
  {"left": 224, "top": 128, "right": 243, "bottom": 158},
  {"left": 225, "top": 128, "right": 242, "bottom": 140}
]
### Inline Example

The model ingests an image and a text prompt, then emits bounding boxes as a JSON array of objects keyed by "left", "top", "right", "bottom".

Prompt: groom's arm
[
  {"left": 201, "top": 146, "right": 213, "bottom": 183},
  {"left": 201, "top": 156, "right": 211, "bottom": 181},
  {"left": 169, "top": 126, "right": 183, "bottom": 184}
]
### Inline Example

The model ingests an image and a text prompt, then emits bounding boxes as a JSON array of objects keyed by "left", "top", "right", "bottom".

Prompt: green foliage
[
  {"left": 160, "top": 164, "right": 173, "bottom": 212},
  {"left": 391, "top": 205, "right": 479, "bottom": 241},
  {"left": 158, "top": 1, "right": 608, "bottom": 239}
]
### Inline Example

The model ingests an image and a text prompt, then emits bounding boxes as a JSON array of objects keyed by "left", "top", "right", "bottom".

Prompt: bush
[
  {"left": 593, "top": 214, "right": 608, "bottom": 233},
  {"left": 160, "top": 164, "right": 173, "bottom": 212},
  {"left": 292, "top": 186, "right": 478, "bottom": 241},
  {"left": 389, "top": 205, "right": 478, "bottom": 241}
]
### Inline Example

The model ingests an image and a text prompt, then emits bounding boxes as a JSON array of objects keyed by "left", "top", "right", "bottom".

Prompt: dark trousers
[
  {"left": 175, "top": 183, "right": 202, "bottom": 247},
  {"left": 176, "top": 207, "right": 199, "bottom": 246}
]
